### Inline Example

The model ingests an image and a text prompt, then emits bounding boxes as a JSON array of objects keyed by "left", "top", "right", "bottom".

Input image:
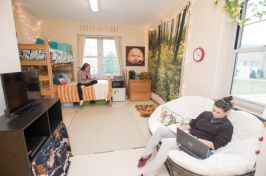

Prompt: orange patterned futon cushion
[{"left": 57, "top": 81, "right": 96, "bottom": 103}]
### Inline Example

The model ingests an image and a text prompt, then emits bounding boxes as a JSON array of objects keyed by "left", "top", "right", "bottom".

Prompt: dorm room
[
  {"left": 1, "top": 0, "right": 266, "bottom": 176},
  {"left": 18, "top": 39, "right": 112, "bottom": 106}
]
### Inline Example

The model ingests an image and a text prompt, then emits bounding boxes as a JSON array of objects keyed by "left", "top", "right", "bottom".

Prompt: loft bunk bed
[
  {"left": 18, "top": 39, "right": 112, "bottom": 107},
  {"left": 18, "top": 39, "right": 75, "bottom": 98}
]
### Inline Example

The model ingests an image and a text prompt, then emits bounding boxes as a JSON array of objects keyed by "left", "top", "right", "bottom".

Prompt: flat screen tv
[{"left": 1, "top": 70, "right": 41, "bottom": 117}]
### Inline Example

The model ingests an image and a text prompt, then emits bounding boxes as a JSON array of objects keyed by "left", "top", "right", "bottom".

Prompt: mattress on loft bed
[
  {"left": 19, "top": 48, "right": 74, "bottom": 64},
  {"left": 57, "top": 80, "right": 110, "bottom": 103}
]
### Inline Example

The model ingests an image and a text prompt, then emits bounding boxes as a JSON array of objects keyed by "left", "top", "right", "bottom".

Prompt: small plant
[
  {"left": 250, "top": 69, "right": 257, "bottom": 79},
  {"left": 260, "top": 70, "right": 265, "bottom": 78},
  {"left": 214, "top": 0, "right": 266, "bottom": 26},
  {"left": 234, "top": 68, "right": 240, "bottom": 77}
]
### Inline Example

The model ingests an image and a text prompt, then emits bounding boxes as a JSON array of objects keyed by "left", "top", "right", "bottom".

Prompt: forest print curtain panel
[{"left": 148, "top": 3, "right": 190, "bottom": 102}]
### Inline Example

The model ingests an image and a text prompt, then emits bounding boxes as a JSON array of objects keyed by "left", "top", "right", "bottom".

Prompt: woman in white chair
[
  {"left": 138, "top": 96, "right": 234, "bottom": 176},
  {"left": 77, "top": 63, "right": 97, "bottom": 105}
]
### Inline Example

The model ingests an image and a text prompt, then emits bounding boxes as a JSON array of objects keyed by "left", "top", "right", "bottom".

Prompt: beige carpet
[{"left": 67, "top": 105, "right": 148, "bottom": 155}]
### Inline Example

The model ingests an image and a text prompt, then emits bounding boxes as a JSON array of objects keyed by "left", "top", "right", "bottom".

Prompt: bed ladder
[{"left": 19, "top": 39, "right": 56, "bottom": 98}]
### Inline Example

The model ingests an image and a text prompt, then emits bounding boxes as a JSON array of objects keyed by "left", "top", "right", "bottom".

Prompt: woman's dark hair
[
  {"left": 81, "top": 63, "right": 90, "bottom": 71},
  {"left": 214, "top": 96, "right": 234, "bottom": 112}
]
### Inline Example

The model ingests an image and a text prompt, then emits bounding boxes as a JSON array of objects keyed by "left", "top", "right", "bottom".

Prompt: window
[
  {"left": 245, "top": 53, "right": 249, "bottom": 59},
  {"left": 256, "top": 53, "right": 262, "bottom": 59},
  {"left": 103, "top": 39, "right": 119, "bottom": 75},
  {"left": 250, "top": 61, "right": 259, "bottom": 66},
  {"left": 84, "top": 39, "right": 98, "bottom": 74},
  {"left": 231, "top": 0, "right": 266, "bottom": 110},
  {"left": 231, "top": 0, "right": 266, "bottom": 108},
  {"left": 250, "top": 53, "right": 254, "bottom": 59},
  {"left": 239, "top": 53, "right": 244, "bottom": 59},
  {"left": 83, "top": 37, "right": 119, "bottom": 77}
]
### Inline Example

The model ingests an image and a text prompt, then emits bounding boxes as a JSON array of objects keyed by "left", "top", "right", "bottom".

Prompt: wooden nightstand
[{"left": 128, "top": 79, "right": 151, "bottom": 101}]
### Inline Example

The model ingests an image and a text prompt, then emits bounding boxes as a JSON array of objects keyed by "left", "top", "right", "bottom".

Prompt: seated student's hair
[
  {"left": 214, "top": 96, "right": 234, "bottom": 112},
  {"left": 81, "top": 63, "right": 90, "bottom": 71}
]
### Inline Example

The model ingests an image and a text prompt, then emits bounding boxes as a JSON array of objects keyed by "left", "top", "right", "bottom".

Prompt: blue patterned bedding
[{"left": 19, "top": 48, "right": 74, "bottom": 64}]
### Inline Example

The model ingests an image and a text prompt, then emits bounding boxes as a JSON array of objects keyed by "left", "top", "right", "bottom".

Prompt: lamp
[{"left": 89, "top": 0, "right": 98, "bottom": 12}]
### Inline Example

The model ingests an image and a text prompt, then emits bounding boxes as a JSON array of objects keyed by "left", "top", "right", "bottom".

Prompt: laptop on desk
[{"left": 176, "top": 128, "right": 214, "bottom": 160}]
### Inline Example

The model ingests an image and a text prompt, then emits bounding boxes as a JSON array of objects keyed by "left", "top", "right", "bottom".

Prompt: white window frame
[
  {"left": 229, "top": 1, "right": 266, "bottom": 113},
  {"left": 83, "top": 36, "right": 119, "bottom": 78}
]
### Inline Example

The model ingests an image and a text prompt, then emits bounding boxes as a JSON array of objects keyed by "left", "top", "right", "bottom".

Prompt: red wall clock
[{"left": 193, "top": 47, "right": 205, "bottom": 62}]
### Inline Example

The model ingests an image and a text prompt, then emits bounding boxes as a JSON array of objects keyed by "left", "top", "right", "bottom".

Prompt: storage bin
[
  {"left": 82, "top": 101, "right": 90, "bottom": 106},
  {"left": 95, "top": 100, "right": 106, "bottom": 105}
]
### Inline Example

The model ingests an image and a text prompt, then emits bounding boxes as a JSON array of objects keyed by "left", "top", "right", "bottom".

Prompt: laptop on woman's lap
[{"left": 176, "top": 128, "right": 214, "bottom": 159}]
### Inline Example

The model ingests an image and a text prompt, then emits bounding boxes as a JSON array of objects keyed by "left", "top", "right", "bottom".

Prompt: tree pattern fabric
[{"left": 148, "top": 3, "right": 190, "bottom": 102}]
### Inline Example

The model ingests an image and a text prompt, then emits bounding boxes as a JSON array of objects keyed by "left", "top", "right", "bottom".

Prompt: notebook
[{"left": 176, "top": 128, "right": 214, "bottom": 159}]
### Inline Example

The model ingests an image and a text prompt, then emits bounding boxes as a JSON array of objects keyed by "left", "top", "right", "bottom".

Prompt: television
[{"left": 1, "top": 70, "right": 41, "bottom": 117}]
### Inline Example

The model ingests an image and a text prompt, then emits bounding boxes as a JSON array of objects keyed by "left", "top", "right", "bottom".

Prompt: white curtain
[
  {"left": 77, "top": 35, "right": 86, "bottom": 69},
  {"left": 114, "top": 36, "right": 123, "bottom": 76}
]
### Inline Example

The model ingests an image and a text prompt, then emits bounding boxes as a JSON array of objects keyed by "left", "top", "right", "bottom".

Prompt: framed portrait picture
[{"left": 126, "top": 46, "right": 145, "bottom": 66}]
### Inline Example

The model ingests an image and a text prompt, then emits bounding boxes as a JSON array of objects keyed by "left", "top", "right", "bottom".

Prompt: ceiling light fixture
[{"left": 89, "top": 0, "right": 98, "bottom": 12}]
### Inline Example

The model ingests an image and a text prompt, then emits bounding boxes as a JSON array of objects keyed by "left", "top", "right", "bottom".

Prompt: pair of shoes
[
  {"left": 137, "top": 154, "right": 152, "bottom": 168},
  {"left": 80, "top": 100, "right": 83, "bottom": 106}
]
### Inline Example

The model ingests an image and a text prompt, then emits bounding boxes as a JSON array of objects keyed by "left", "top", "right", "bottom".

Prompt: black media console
[{"left": 0, "top": 98, "right": 63, "bottom": 176}]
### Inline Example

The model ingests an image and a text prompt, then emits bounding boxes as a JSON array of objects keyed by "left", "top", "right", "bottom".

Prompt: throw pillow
[
  {"left": 57, "top": 43, "right": 67, "bottom": 52},
  {"left": 61, "top": 73, "right": 71, "bottom": 83},
  {"left": 35, "top": 38, "right": 45, "bottom": 44},
  {"left": 160, "top": 106, "right": 183, "bottom": 126},
  {"left": 66, "top": 44, "right": 72, "bottom": 53},
  {"left": 50, "top": 41, "right": 58, "bottom": 49},
  {"left": 58, "top": 78, "right": 68, "bottom": 85},
  {"left": 53, "top": 76, "right": 61, "bottom": 85}
]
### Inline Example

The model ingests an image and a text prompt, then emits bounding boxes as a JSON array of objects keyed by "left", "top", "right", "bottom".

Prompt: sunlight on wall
[{"left": 12, "top": 3, "right": 42, "bottom": 44}]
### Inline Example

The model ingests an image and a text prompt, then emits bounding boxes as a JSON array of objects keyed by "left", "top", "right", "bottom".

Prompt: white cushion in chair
[
  {"left": 149, "top": 96, "right": 214, "bottom": 134},
  {"left": 149, "top": 96, "right": 264, "bottom": 176}
]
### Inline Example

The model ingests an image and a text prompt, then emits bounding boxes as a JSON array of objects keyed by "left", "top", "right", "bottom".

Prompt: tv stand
[
  {"left": 26, "top": 136, "right": 47, "bottom": 157},
  {"left": 0, "top": 98, "right": 71, "bottom": 176},
  {"left": 16, "top": 103, "right": 41, "bottom": 114}
]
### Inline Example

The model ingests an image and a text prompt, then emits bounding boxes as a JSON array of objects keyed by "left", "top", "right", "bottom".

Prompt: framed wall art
[{"left": 126, "top": 46, "right": 145, "bottom": 66}]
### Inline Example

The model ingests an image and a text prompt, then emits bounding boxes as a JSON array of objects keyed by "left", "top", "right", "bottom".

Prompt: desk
[{"left": 128, "top": 79, "right": 151, "bottom": 101}]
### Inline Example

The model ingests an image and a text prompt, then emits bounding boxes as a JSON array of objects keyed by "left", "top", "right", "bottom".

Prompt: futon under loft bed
[
  {"left": 18, "top": 39, "right": 112, "bottom": 107},
  {"left": 18, "top": 39, "right": 74, "bottom": 98}
]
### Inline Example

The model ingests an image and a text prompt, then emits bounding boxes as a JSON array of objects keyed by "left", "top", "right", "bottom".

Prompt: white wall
[
  {"left": 12, "top": 2, "right": 42, "bottom": 44},
  {"left": 150, "top": 0, "right": 236, "bottom": 103},
  {"left": 0, "top": 0, "right": 21, "bottom": 116},
  {"left": 41, "top": 20, "right": 148, "bottom": 81}
]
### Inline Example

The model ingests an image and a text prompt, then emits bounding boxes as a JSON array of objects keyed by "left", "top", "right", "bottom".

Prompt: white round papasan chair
[{"left": 149, "top": 96, "right": 264, "bottom": 176}]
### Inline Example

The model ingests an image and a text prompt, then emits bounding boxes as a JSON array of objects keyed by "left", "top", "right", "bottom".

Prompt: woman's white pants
[{"left": 143, "top": 126, "right": 179, "bottom": 176}]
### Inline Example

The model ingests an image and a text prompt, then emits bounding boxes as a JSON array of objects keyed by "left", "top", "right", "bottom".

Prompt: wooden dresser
[{"left": 128, "top": 79, "right": 151, "bottom": 101}]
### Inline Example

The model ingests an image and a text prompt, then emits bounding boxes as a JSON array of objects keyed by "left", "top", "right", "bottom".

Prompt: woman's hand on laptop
[
  {"left": 177, "top": 122, "right": 191, "bottom": 130},
  {"left": 198, "top": 138, "right": 215, "bottom": 150},
  {"left": 181, "top": 124, "right": 191, "bottom": 130}
]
